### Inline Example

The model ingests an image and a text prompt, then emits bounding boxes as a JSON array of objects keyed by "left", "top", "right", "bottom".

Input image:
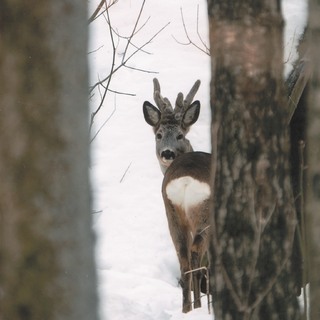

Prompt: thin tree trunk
[
  {"left": 208, "top": 1, "right": 300, "bottom": 319},
  {"left": 0, "top": 1, "right": 98, "bottom": 319},
  {"left": 306, "top": 0, "right": 320, "bottom": 318}
]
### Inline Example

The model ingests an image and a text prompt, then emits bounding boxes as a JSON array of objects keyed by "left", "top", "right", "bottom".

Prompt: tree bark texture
[
  {"left": 0, "top": 1, "right": 98, "bottom": 319},
  {"left": 208, "top": 1, "right": 300, "bottom": 319},
  {"left": 307, "top": 0, "right": 320, "bottom": 318}
]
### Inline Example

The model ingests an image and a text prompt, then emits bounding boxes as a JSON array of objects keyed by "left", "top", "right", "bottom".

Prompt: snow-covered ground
[{"left": 88, "top": 1, "right": 308, "bottom": 319}]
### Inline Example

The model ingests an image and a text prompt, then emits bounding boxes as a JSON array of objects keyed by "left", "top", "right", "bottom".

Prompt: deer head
[{"left": 143, "top": 78, "right": 201, "bottom": 174}]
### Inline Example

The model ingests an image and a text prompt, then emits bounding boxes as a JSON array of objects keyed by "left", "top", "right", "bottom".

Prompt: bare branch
[
  {"left": 90, "top": 3, "right": 116, "bottom": 130},
  {"left": 119, "top": 162, "right": 132, "bottom": 183},
  {"left": 121, "top": 0, "right": 147, "bottom": 65},
  {"left": 88, "top": 0, "right": 118, "bottom": 24},
  {"left": 89, "top": 21, "right": 169, "bottom": 94},
  {"left": 196, "top": 5, "right": 210, "bottom": 54},
  {"left": 104, "top": 15, "right": 152, "bottom": 55},
  {"left": 172, "top": 7, "right": 210, "bottom": 56},
  {"left": 88, "top": 44, "right": 104, "bottom": 55},
  {"left": 90, "top": 100, "right": 116, "bottom": 143},
  {"left": 124, "top": 64, "right": 158, "bottom": 74},
  {"left": 107, "top": 88, "right": 136, "bottom": 96},
  {"left": 120, "top": 22, "right": 170, "bottom": 70},
  {"left": 89, "top": 0, "right": 169, "bottom": 140}
]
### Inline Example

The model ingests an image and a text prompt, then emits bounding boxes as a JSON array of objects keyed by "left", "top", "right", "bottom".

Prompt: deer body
[
  {"left": 162, "top": 151, "right": 211, "bottom": 312},
  {"left": 143, "top": 79, "right": 211, "bottom": 313}
]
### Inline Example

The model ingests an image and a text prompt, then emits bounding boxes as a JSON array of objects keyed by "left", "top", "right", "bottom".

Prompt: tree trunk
[
  {"left": 208, "top": 1, "right": 300, "bottom": 319},
  {"left": 307, "top": 0, "right": 320, "bottom": 318},
  {"left": 0, "top": 1, "right": 98, "bottom": 319}
]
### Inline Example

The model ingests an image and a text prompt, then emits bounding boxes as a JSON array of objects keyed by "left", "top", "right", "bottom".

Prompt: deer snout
[{"left": 161, "top": 149, "right": 176, "bottom": 161}]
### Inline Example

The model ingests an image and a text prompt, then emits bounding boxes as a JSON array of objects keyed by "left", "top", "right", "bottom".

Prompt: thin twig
[
  {"left": 129, "top": 40, "right": 152, "bottom": 55},
  {"left": 88, "top": 0, "right": 106, "bottom": 24},
  {"left": 124, "top": 65, "right": 158, "bottom": 74},
  {"left": 92, "top": 209, "right": 103, "bottom": 215},
  {"left": 184, "top": 266, "right": 211, "bottom": 314},
  {"left": 88, "top": 44, "right": 105, "bottom": 55},
  {"left": 107, "top": 88, "right": 136, "bottom": 96},
  {"left": 90, "top": 101, "right": 116, "bottom": 144},
  {"left": 284, "top": 29, "right": 297, "bottom": 65},
  {"left": 196, "top": 5, "right": 210, "bottom": 54},
  {"left": 104, "top": 15, "right": 152, "bottom": 55},
  {"left": 88, "top": 0, "right": 118, "bottom": 24},
  {"left": 89, "top": 22, "right": 170, "bottom": 94},
  {"left": 90, "top": 3, "right": 116, "bottom": 131},
  {"left": 172, "top": 7, "right": 209, "bottom": 56},
  {"left": 121, "top": 0, "right": 147, "bottom": 64},
  {"left": 120, "top": 162, "right": 132, "bottom": 183},
  {"left": 89, "top": 0, "right": 169, "bottom": 140},
  {"left": 121, "top": 22, "right": 170, "bottom": 67}
]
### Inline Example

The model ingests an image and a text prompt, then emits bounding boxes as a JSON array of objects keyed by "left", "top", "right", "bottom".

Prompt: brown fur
[{"left": 162, "top": 152, "right": 211, "bottom": 313}]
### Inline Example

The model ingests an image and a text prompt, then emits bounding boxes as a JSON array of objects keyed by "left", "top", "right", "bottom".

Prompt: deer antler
[
  {"left": 185, "top": 79, "right": 201, "bottom": 106},
  {"left": 174, "top": 80, "right": 201, "bottom": 114},
  {"left": 153, "top": 78, "right": 173, "bottom": 112}
]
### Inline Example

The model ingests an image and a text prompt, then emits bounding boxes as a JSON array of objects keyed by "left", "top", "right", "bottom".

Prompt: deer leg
[
  {"left": 164, "top": 201, "right": 193, "bottom": 313},
  {"left": 181, "top": 267, "right": 192, "bottom": 313},
  {"left": 177, "top": 243, "right": 192, "bottom": 313},
  {"left": 191, "top": 229, "right": 209, "bottom": 309},
  {"left": 191, "top": 235, "right": 202, "bottom": 309},
  {"left": 167, "top": 218, "right": 192, "bottom": 312}
]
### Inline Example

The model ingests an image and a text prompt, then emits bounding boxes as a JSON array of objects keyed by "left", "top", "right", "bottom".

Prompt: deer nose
[{"left": 161, "top": 150, "right": 176, "bottom": 161}]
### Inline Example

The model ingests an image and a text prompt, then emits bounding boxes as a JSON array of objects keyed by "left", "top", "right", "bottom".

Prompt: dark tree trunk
[
  {"left": 306, "top": 0, "right": 320, "bottom": 318},
  {"left": 0, "top": 1, "right": 98, "bottom": 319},
  {"left": 208, "top": 1, "right": 301, "bottom": 319}
]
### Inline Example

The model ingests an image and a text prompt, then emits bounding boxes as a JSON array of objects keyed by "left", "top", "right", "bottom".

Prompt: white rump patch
[{"left": 166, "top": 177, "right": 211, "bottom": 211}]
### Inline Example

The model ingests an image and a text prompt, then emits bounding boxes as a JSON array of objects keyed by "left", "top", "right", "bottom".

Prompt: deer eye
[
  {"left": 177, "top": 134, "right": 184, "bottom": 140},
  {"left": 156, "top": 133, "right": 162, "bottom": 140}
]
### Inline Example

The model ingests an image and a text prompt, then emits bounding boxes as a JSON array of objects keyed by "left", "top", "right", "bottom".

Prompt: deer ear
[
  {"left": 182, "top": 100, "right": 200, "bottom": 127},
  {"left": 143, "top": 101, "right": 161, "bottom": 127}
]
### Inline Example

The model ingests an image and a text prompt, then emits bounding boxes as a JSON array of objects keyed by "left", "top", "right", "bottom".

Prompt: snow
[{"left": 88, "top": 1, "right": 308, "bottom": 319}]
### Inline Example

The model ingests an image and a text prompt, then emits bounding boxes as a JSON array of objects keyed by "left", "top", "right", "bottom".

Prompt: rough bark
[
  {"left": 0, "top": 1, "right": 98, "bottom": 319},
  {"left": 208, "top": 1, "right": 300, "bottom": 319},
  {"left": 306, "top": 0, "right": 320, "bottom": 318}
]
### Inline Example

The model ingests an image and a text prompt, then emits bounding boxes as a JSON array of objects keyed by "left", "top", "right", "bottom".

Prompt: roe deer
[{"left": 143, "top": 79, "right": 211, "bottom": 313}]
